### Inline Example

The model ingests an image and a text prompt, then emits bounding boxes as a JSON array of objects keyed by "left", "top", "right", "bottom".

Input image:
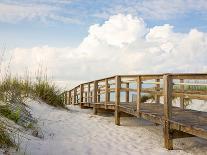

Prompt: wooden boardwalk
[{"left": 62, "top": 73, "right": 207, "bottom": 150}]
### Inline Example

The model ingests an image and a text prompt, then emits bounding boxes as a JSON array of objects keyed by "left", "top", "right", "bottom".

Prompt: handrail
[{"left": 61, "top": 73, "right": 207, "bottom": 150}]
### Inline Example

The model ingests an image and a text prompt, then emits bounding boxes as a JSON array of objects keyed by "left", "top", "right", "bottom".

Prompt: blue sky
[
  {"left": 1, "top": 0, "right": 207, "bottom": 87},
  {"left": 1, "top": 0, "right": 207, "bottom": 48}
]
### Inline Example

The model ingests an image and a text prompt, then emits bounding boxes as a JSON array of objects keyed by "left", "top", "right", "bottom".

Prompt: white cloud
[
  {"left": 0, "top": 2, "right": 79, "bottom": 24},
  {"left": 2, "top": 14, "right": 207, "bottom": 88},
  {"left": 95, "top": 0, "right": 207, "bottom": 20}
]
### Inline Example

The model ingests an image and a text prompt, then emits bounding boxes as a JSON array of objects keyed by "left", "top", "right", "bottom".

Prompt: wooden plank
[
  {"left": 174, "top": 82, "right": 207, "bottom": 86},
  {"left": 155, "top": 79, "right": 160, "bottom": 104},
  {"left": 180, "top": 79, "right": 185, "bottom": 109},
  {"left": 84, "top": 92, "right": 87, "bottom": 103},
  {"left": 171, "top": 74, "right": 207, "bottom": 80},
  {"left": 108, "top": 88, "right": 115, "bottom": 92},
  {"left": 105, "top": 79, "right": 109, "bottom": 109},
  {"left": 88, "top": 83, "right": 90, "bottom": 103},
  {"left": 93, "top": 81, "right": 98, "bottom": 103},
  {"left": 163, "top": 74, "right": 173, "bottom": 150},
  {"left": 136, "top": 76, "right": 141, "bottom": 117},
  {"left": 80, "top": 84, "right": 84, "bottom": 103},
  {"left": 115, "top": 76, "right": 121, "bottom": 125},
  {"left": 126, "top": 83, "right": 129, "bottom": 103},
  {"left": 120, "top": 88, "right": 136, "bottom": 92},
  {"left": 93, "top": 81, "right": 98, "bottom": 114},
  {"left": 171, "top": 130, "right": 195, "bottom": 139},
  {"left": 73, "top": 88, "right": 77, "bottom": 105},
  {"left": 68, "top": 91, "right": 71, "bottom": 105}
]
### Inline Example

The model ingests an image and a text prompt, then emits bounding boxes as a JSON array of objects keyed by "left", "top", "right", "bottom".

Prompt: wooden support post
[
  {"left": 126, "top": 83, "right": 129, "bottom": 103},
  {"left": 97, "top": 88, "right": 100, "bottom": 102},
  {"left": 85, "top": 92, "right": 87, "bottom": 103},
  {"left": 105, "top": 79, "right": 109, "bottom": 109},
  {"left": 136, "top": 76, "right": 141, "bottom": 117},
  {"left": 74, "top": 88, "right": 77, "bottom": 105},
  {"left": 108, "top": 84, "right": 110, "bottom": 102},
  {"left": 90, "top": 91, "right": 93, "bottom": 103},
  {"left": 155, "top": 79, "right": 160, "bottom": 104},
  {"left": 93, "top": 81, "right": 98, "bottom": 103},
  {"left": 80, "top": 84, "right": 84, "bottom": 108},
  {"left": 180, "top": 79, "right": 185, "bottom": 109},
  {"left": 88, "top": 83, "right": 90, "bottom": 103},
  {"left": 93, "top": 81, "right": 98, "bottom": 114},
  {"left": 68, "top": 91, "right": 71, "bottom": 105},
  {"left": 115, "top": 76, "right": 121, "bottom": 125},
  {"left": 163, "top": 74, "right": 173, "bottom": 150}
]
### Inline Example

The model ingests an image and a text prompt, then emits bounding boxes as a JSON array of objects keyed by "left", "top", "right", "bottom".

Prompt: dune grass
[
  {"left": 0, "top": 124, "right": 15, "bottom": 148},
  {"left": 0, "top": 74, "right": 65, "bottom": 149}
]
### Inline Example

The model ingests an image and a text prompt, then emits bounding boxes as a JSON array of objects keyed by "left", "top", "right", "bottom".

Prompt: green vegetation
[
  {"left": 0, "top": 74, "right": 65, "bottom": 149},
  {"left": 0, "top": 75, "right": 64, "bottom": 108},
  {"left": 33, "top": 79, "right": 64, "bottom": 107},
  {"left": 0, "top": 105, "right": 20, "bottom": 123},
  {"left": 0, "top": 124, "right": 15, "bottom": 148}
]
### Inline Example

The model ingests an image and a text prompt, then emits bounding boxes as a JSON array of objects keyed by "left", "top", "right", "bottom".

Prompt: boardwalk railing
[{"left": 62, "top": 73, "right": 207, "bottom": 150}]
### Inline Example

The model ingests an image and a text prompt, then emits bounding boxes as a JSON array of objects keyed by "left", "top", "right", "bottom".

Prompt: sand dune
[{"left": 14, "top": 101, "right": 207, "bottom": 155}]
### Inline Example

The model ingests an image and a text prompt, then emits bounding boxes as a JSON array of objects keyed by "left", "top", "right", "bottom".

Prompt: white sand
[{"left": 12, "top": 100, "right": 206, "bottom": 155}]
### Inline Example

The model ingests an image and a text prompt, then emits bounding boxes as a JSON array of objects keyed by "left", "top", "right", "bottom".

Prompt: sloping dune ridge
[{"left": 5, "top": 100, "right": 207, "bottom": 155}]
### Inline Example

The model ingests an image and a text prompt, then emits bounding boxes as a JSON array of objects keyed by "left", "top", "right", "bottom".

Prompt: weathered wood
[
  {"left": 180, "top": 79, "right": 185, "bottom": 109},
  {"left": 120, "top": 88, "right": 136, "bottom": 92},
  {"left": 88, "top": 83, "right": 90, "bottom": 103},
  {"left": 163, "top": 74, "right": 173, "bottom": 150},
  {"left": 126, "top": 83, "right": 129, "bottom": 103},
  {"left": 136, "top": 76, "right": 141, "bottom": 117},
  {"left": 66, "top": 73, "right": 207, "bottom": 151},
  {"left": 171, "top": 130, "right": 195, "bottom": 139},
  {"left": 80, "top": 85, "right": 84, "bottom": 102},
  {"left": 115, "top": 76, "right": 121, "bottom": 125},
  {"left": 68, "top": 91, "right": 71, "bottom": 105},
  {"left": 93, "top": 81, "right": 98, "bottom": 103},
  {"left": 155, "top": 79, "right": 160, "bottom": 104},
  {"left": 84, "top": 92, "right": 87, "bottom": 103},
  {"left": 73, "top": 88, "right": 77, "bottom": 105},
  {"left": 105, "top": 79, "right": 109, "bottom": 109}
]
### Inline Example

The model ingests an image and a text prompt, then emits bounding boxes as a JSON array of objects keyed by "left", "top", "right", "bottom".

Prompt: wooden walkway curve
[{"left": 62, "top": 73, "right": 207, "bottom": 150}]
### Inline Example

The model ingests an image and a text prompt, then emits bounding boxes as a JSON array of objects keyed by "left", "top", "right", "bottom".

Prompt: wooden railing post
[
  {"left": 155, "top": 79, "right": 160, "bottom": 104},
  {"left": 68, "top": 91, "right": 71, "bottom": 105},
  {"left": 105, "top": 79, "right": 109, "bottom": 109},
  {"left": 126, "top": 83, "right": 129, "bottom": 103},
  {"left": 136, "top": 76, "right": 141, "bottom": 117},
  {"left": 88, "top": 83, "right": 90, "bottom": 103},
  {"left": 97, "top": 83, "right": 100, "bottom": 103},
  {"left": 115, "top": 76, "right": 121, "bottom": 125},
  {"left": 93, "top": 81, "right": 98, "bottom": 114},
  {"left": 180, "top": 79, "right": 184, "bottom": 109},
  {"left": 80, "top": 84, "right": 84, "bottom": 108},
  {"left": 163, "top": 74, "right": 173, "bottom": 150},
  {"left": 74, "top": 88, "right": 77, "bottom": 105}
]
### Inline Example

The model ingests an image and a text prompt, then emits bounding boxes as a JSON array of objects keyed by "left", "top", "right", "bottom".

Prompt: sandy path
[{"left": 17, "top": 101, "right": 207, "bottom": 155}]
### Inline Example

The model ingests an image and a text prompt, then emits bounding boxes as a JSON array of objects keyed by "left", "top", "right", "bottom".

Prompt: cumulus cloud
[{"left": 2, "top": 14, "right": 207, "bottom": 88}]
